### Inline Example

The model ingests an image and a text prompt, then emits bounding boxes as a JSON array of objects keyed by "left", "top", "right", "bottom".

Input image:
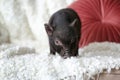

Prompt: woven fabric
[{"left": 69, "top": 0, "right": 120, "bottom": 47}]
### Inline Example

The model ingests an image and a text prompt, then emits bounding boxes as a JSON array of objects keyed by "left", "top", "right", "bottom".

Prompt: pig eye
[{"left": 54, "top": 40, "right": 62, "bottom": 46}]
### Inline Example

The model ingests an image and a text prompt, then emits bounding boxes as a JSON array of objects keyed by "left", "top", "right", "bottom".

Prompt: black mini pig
[{"left": 44, "top": 8, "right": 81, "bottom": 58}]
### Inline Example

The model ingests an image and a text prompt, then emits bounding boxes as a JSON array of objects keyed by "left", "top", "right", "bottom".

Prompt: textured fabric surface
[
  {"left": 69, "top": 0, "right": 120, "bottom": 47},
  {"left": 0, "top": 42, "right": 120, "bottom": 80}
]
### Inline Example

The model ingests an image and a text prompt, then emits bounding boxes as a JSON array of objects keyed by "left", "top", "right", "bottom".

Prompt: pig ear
[
  {"left": 70, "top": 19, "right": 78, "bottom": 27},
  {"left": 44, "top": 23, "right": 54, "bottom": 36}
]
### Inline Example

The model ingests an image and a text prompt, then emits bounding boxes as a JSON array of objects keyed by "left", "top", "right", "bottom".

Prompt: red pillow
[{"left": 69, "top": 0, "right": 120, "bottom": 47}]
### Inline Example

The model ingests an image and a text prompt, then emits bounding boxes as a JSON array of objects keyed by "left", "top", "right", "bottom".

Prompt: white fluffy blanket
[{"left": 0, "top": 42, "right": 120, "bottom": 80}]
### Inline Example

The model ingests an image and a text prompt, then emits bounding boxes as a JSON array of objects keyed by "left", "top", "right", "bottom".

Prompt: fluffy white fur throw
[{"left": 0, "top": 42, "right": 120, "bottom": 80}]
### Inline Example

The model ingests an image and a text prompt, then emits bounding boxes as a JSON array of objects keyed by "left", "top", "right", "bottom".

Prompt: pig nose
[
  {"left": 65, "top": 49, "right": 70, "bottom": 54},
  {"left": 63, "top": 49, "right": 71, "bottom": 58}
]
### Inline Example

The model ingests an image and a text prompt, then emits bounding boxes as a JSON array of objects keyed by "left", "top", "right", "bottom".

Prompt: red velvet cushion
[{"left": 69, "top": 0, "right": 120, "bottom": 47}]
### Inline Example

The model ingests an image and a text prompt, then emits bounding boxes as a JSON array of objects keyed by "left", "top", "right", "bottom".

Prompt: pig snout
[
  {"left": 65, "top": 48, "right": 78, "bottom": 58},
  {"left": 60, "top": 48, "right": 72, "bottom": 58},
  {"left": 65, "top": 49, "right": 70, "bottom": 55}
]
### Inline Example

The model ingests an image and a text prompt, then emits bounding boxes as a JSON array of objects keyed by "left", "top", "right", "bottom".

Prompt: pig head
[{"left": 44, "top": 8, "right": 81, "bottom": 58}]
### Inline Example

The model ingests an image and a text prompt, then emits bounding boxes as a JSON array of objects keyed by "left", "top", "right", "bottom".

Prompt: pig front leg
[
  {"left": 50, "top": 45, "right": 55, "bottom": 55},
  {"left": 49, "top": 39, "right": 56, "bottom": 55}
]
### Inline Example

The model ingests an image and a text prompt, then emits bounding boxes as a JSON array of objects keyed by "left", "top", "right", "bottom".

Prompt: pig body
[{"left": 45, "top": 8, "right": 81, "bottom": 58}]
